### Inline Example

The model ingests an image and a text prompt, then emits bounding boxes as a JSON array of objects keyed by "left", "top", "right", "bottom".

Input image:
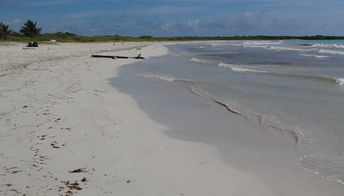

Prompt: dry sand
[{"left": 0, "top": 42, "right": 275, "bottom": 196}]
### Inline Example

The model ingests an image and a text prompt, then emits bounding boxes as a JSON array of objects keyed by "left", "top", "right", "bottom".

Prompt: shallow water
[{"left": 112, "top": 40, "right": 344, "bottom": 192}]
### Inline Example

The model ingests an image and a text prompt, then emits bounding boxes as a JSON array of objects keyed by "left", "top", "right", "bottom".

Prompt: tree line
[
  {"left": 0, "top": 19, "right": 41, "bottom": 40},
  {"left": 1, "top": 19, "right": 344, "bottom": 42}
]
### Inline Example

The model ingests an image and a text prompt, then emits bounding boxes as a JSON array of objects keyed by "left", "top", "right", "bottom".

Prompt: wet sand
[{"left": 112, "top": 50, "right": 344, "bottom": 195}]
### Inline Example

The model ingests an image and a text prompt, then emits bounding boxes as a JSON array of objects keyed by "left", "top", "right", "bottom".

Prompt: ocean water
[{"left": 117, "top": 40, "right": 344, "bottom": 186}]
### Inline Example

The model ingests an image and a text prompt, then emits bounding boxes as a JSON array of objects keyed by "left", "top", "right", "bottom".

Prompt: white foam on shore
[
  {"left": 298, "top": 155, "right": 344, "bottom": 185},
  {"left": 299, "top": 53, "right": 329, "bottom": 59},
  {"left": 218, "top": 63, "right": 267, "bottom": 73},
  {"left": 137, "top": 73, "right": 192, "bottom": 83}
]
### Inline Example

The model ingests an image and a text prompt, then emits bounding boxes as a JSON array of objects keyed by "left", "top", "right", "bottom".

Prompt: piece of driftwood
[
  {"left": 91, "top": 54, "right": 145, "bottom": 60},
  {"left": 134, "top": 54, "right": 145, "bottom": 59},
  {"left": 91, "top": 55, "right": 116, "bottom": 59},
  {"left": 115, "top": 55, "right": 129, "bottom": 59}
]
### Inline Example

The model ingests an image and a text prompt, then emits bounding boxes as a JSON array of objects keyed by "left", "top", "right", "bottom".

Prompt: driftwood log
[{"left": 91, "top": 54, "right": 145, "bottom": 59}]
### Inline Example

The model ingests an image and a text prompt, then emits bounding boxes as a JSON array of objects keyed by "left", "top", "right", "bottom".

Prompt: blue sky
[{"left": 1, "top": 0, "right": 344, "bottom": 36}]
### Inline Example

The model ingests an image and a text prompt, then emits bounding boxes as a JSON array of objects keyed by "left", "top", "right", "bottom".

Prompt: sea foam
[
  {"left": 337, "top": 78, "right": 344, "bottom": 87},
  {"left": 137, "top": 74, "right": 192, "bottom": 83},
  {"left": 311, "top": 44, "right": 344, "bottom": 49},
  {"left": 243, "top": 42, "right": 314, "bottom": 52},
  {"left": 299, "top": 53, "right": 329, "bottom": 59},
  {"left": 190, "top": 57, "right": 212, "bottom": 64},
  {"left": 193, "top": 46, "right": 206, "bottom": 49},
  {"left": 207, "top": 41, "right": 242, "bottom": 47},
  {"left": 319, "top": 49, "right": 344, "bottom": 56},
  {"left": 298, "top": 155, "right": 344, "bottom": 185},
  {"left": 218, "top": 63, "right": 267, "bottom": 73},
  {"left": 268, "top": 46, "right": 314, "bottom": 52}
]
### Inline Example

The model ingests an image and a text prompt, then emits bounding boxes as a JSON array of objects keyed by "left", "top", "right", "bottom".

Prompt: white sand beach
[{"left": 0, "top": 42, "right": 277, "bottom": 196}]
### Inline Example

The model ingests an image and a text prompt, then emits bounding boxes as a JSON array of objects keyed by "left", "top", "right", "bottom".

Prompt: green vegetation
[
  {"left": 20, "top": 20, "right": 42, "bottom": 40},
  {"left": 2, "top": 34, "right": 344, "bottom": 43},
  {"left": 0, "top": 23, "right": 13, "bottom": 40},
  {"left": 1, "top": 20, "right": 344, "bottom": 43}
]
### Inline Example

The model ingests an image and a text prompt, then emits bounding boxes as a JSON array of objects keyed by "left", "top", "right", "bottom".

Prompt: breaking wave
[
  {"left": 217, "top": 63, "right": 344, "bottom": 88},
  {"left": 299, "top": 53, "right": 329, "bottom": 59},
  {"left": 268, "top": 46, "right": 315, "bottom": 52},
  {"left": 242, "top": 41, "right": 314, "bottom": 52},
  {"left": 190, "top": 57, "right": 212, "bottom": 64},
  {"left": 193, "top": 45, "right": 207, "bottom": 49},
  {"left": 243, "top": 41, "right": 282, "bottom": 46},
  {"left": 319, "top": 49, "right": 344, "bottom": 56},
  {"left": 207, "top": 41, "right": 243, "bottom": 47},
  {"left": 337, "top": 78, "right": 344, "bottom": 87},
  {"left": 218, "top": 63, "right": 267, "bottom": 73},
  {"left": 311, "top": 44, "right": 344, "bottom": 49}
]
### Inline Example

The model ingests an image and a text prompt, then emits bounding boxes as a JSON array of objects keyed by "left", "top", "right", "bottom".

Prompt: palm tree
[
  {"left": 20, "top": 20, "right": 41, "bottom": 40},
  {"left": 0, "top": 23, "right": 12, "bottom": 40}
]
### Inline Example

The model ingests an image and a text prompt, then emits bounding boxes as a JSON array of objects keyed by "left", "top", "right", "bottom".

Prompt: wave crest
[
  {"left": 217, "top": 63, "right": 344, "bottom": 88},
  {"left": 319, "top": 49, "right": 344, "bottom": 56},
  {"left": 218, "top": 63, "right": 267, "bottom": 73},
  {"left": 242, "top": 41, "right": 314, "bottom": 52},
  {"left": 190, "top": 57, "right": 212, "bottom": 64},
  {"left": 311, "top": 44, "right": 344, "bottom": 49},
  {"left": 193, "top": 46, "right": 207, "bottom": 49},
  {"left": 299, "top": 53, "right": 329, "bottom": 59},
  {"left": 337, "top": 78, "right": 344, "bottom": 87},
  {"left": 207, "top": 41, "right": 243, "bottom": 47}
]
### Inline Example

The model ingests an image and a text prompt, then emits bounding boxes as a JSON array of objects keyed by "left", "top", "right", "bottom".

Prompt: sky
[{"left": 1, "top": 0, "right": 344, "bottom": 36}]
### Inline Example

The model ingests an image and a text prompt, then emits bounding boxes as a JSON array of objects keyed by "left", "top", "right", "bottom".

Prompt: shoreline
[
  {"left": 113, "top": 44, "right": 344, "bottom": 195},
  {"left": 0, "top": 41, "right": 343, "bottom": 195},
  {"left": 0, "top": 42, "right": 272, "bottom": 195}
]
